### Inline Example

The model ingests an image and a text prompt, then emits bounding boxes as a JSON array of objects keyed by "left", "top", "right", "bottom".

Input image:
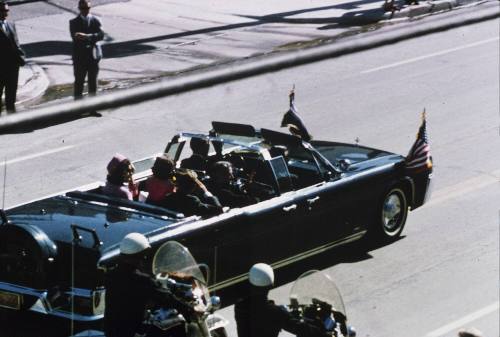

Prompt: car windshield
[
  {"left": 313, "top": 142, "right": 390, "bottom": 165},
  {"left": 215, "top": 133, "right": 262, "bottom": 148}
]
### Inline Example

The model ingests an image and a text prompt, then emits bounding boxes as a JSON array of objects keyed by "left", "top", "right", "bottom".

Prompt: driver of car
[
  {"left": 180, "top": 137, "right": 210, "bottom": 172},
  {"left": 103, "top": 233, "right": 175, "bottom": 337},
  {"left": 234, "top": 263, "right": 328, "bottom": 337}
]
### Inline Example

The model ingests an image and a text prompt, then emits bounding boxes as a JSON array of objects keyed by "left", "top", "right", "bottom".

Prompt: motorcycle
[
  {"left": 287, "top": 270, "right": 356, "bottom": 337},
  {"left": 142, "top": 240, "right": 228, "bottom": 337}
]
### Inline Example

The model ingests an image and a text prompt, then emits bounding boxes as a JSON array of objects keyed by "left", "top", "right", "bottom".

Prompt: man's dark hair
[
  {"left": 210, "top": 161, "right": 233, "bottom": 183},
  {"left": 212, "top": 160, "right": 232, "bottom": 170},
  {"left": 0, "top": 2, "right": 7, "bottom": 9},
  {"left": 78, "top": 0, "right": 90, "bottom": 9},
  {"left": 152, "top": 154, "right": 174, "bottom": 180},
  {"left": 190, "top": 137, "right": 209, "bottom": 156}
]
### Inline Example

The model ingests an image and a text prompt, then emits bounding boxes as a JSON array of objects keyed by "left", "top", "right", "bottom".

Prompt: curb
[
  {"left": 394, "top": 0, "right": 456, "bottom": 19},
  {"left": 16, "top": 62, "right": 50, "bottom": 106},
  {"left": 386, "top": 0, "right": 487, "bottom": 20},
  {"left": 2, "top": 3, "right": 497, "bottom": 131},
  {"left": 14, "top": 0, "right": 490, "bottom": 110}
]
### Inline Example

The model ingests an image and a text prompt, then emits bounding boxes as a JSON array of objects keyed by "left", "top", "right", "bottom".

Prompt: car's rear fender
[{"left": 0, "top": 222, "right": 106, "bottom": 322}]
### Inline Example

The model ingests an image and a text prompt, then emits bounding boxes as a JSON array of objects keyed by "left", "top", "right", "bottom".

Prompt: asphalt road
[{"left": 0, "top": 14, "right": 498, "bottom": 337}]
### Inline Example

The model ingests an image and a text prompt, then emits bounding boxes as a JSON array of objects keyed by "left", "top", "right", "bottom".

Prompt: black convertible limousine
[{"left": 0, "top": 120, "right": 432, "bottom": 333}]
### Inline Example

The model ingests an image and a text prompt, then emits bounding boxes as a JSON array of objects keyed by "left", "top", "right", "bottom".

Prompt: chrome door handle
[
  {"left": 307, "top": 196, "right": 320, "bottom": 205},
  {"left": 282, "top": 204, "right": 297, "bottom": 212}
]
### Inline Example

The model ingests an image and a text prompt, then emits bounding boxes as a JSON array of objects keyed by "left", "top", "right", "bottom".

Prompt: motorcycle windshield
[
  {"left": 152, "top": 241, "right": 206, "bottom": 285},
  {"left": 289, "top": 270, "right": 346, "bottom": 317}
]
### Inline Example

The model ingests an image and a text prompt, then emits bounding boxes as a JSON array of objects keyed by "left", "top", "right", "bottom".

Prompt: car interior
[{"left": 74, "top": 122, "right": 334, "bottom": 219}]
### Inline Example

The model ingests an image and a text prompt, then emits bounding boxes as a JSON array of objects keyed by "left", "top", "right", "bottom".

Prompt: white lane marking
[
  {"left": 424, "top": 301, "right": 499, "bottom": 337},
  {"left": 426, "top": 169, "right": 500, "bottom": 207},
  {"left": 0, "top": 145, "right": 76, "bottom": 167},
  {"left": 361, "top": 37, "right": 499, "bottom": 74}
]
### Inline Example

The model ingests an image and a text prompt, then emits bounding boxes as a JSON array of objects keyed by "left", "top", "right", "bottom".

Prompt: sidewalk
[{"left": 14, "top": 0, "right": 489, "bottom": 110}]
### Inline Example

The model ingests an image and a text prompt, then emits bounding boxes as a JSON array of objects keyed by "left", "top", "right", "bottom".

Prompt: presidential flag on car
[
  {"left": 281, "top": 87, "right": 312, "bottom": 142},
  {"left": 405, "top": 110, "right": 432, "bottom": 173}
]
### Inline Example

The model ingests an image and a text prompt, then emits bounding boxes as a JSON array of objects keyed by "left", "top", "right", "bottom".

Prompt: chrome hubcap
[{"left": 382, "top": 193, "right": 401, "bottom": 232}]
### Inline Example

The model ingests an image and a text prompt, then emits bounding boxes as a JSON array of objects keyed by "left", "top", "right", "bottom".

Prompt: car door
[
  {"left": 290, "top": 179, "right": 358, "bottom": 255},
  {"left": 208, "top": 194, "right": 299, "bottom": 292}
]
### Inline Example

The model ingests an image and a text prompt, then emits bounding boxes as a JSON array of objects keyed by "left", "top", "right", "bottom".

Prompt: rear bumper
[
  {"left": 0, "top": 309, "right": 104, "bottom": 337},
  {"left": 0, "top": 281, "right": 104, "bottom": 322}
]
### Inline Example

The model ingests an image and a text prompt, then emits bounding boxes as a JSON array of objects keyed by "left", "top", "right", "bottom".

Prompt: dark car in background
[{"left": 0, "top": 121, "right": 432, "bottom": 334}]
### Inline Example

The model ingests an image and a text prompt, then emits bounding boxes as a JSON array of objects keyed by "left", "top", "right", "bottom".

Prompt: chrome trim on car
[
  {"left": 273, "top": 231, "right": 366, "bottom": 269},
  {"left": 209, "top": 230, "right": 366, "bottom": 291},
  {"left": 0, "top": 282, "right": 104, "bottom": 321},
  {"left": 0, "top": 282, "right": 49, "bottom": 299}
]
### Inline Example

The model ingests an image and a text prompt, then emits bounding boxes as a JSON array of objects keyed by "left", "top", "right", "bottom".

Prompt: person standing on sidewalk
[
  {"left": 0, "top": 1, "right": 26, "bottom": 115},
  {"left": 69, "top": 0, "right": 104, "bottom": 100}
]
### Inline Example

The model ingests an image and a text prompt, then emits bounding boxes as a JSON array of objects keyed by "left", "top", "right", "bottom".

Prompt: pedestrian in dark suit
[
  {"left": 0, "top": 1, "right": 25, "bottom": 114},
  {"left": 69, "top": 0, "right": 104, "bottom": 99}
]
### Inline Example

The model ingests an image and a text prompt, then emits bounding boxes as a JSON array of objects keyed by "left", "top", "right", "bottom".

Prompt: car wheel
[{"left": 376, "top": 187, "right": 408, "bottom": 240}]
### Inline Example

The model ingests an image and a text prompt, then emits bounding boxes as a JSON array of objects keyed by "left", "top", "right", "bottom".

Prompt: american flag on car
[
  {"left": 406, "top": 110, "right": 432, "bottom": 172},
  {"left": 281, "top": 87, "right": 312, "bottom": 142}
]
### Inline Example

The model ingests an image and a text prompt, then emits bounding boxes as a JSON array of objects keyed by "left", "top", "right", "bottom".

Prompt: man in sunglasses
[
  {"left": 0, "top": 1, "right": 25, "bottom": 115},
  {"left": 69, "top": 0, "right": 104, "bottom": 100}
]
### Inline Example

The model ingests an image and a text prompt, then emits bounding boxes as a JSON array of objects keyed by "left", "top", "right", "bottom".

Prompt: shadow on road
[
  {"left": 21, "top": 0, "right": 384, "bottom": 59},
  {"left": 0, "top": 110, "right": 102, "bottom": 135},
  {"left": 219, "top": 235, "right": 406, "bottom": 308}
]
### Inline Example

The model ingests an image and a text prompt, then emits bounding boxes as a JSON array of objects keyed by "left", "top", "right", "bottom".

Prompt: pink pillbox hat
[{"left": 107, "top": 153, "right": 128, "bottom": 174}]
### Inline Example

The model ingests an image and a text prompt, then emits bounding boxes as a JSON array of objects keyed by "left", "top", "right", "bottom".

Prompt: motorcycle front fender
[{"left": 206, "top": 313, "right": 229, "bottom": 333}]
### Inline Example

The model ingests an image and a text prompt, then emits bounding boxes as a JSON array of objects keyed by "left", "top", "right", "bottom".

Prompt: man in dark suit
[
  {"left": 69, "top": 0, "right": 104, "bottom": 99},
  {"left": 0, "top": 1, "right": 25, "bottom": 114},
  {"left": 180, "top": 137, "right": 210, "bottom": 172},
  {"left": 162, "top": 170, "right": 223, "bottom": 217}
]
